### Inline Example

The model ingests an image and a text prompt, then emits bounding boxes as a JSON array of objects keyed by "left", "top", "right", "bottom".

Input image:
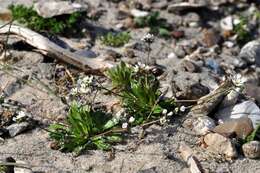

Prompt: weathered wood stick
[
  {"left": 0, "top": 24, "right": 110, "bottom": 72},
  {"left": 179, "top": 143, "right": 204, "bottom": 173}
]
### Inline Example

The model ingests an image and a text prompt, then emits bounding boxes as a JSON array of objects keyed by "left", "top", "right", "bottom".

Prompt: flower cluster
[
  {"left": 141, "top": 33, "right": 155, "bottom": 44},
  {"left": 70, "top": 76, "right": 96, "bottom": 96},
  {"left": 231, "top": 74, "right": 246, "bottom": 88},
  {"left": 12, "top": 111, "right": 27, "bottom": 122},
  {"left": 174, "top": 106, "right": 186, "bottom": 113},
  {"left": 121, "top": 116, "right": 135, "bottom": 129},
  {"left": 133, "top": 62, "right": 151, "bottom": 72}
]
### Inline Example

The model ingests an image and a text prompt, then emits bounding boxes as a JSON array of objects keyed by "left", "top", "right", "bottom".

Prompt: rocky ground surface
[{"left": 1, "top": 0, "right": 260, "bottom": 173}]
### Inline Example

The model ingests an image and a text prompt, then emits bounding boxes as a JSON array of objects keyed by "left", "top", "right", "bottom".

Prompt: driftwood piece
[
  {"left": 179, "top": 143, "right": 203, "bottom": 173},
  {"left": 0, "top": 24, "right": 111, "bottom": 72},
  {"left": 189, "top": 79, "right": 234, "bottom": 117}
]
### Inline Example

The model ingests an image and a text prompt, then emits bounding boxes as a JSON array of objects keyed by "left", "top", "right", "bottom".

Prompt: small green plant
[
  {"left": 134, "top": 11, "right": 171, "bottom": 38},
  {"left": 234, "top": 16, "right": 252, "bottom": 45},
  {"left": 106, "top": 62, "right": 176, "bottom": 125},
  {"left": 105, "top": 61, "right": 133, "bottom": 89},
  {"left": 101, "top": 32, "right": 131, "bottom": 47},
  {"left": 245, "top": 124, "right": 260, "bottom": 143},
  {"left": 0, "top": 165, "right": 7, "bottom": 173},
  {"left": 9, "top": 4, "right": 82, "bottom": 34},
  {"left": 48, "top": 102, "right": 123, "bottom": 153}
]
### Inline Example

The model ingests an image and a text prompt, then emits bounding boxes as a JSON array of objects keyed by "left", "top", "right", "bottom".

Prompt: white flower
[
  {"left": 79, "top": 85, "right": 91, "bottom": 94},
  {"left": 71, "top": 88, "right": 78, "bottom": 95},
  {"left": 162, "top": 109, "right": 168, "bottom": 115},
  {"left": 167, "top": 111, "right": 173, "bottom": 116},
  {"left": 180, "top": 106, "right": 186, "bottom": 112},
  {"left": 129, "top": 116, "right": 135, "bottom": 123},
  {"left": 232, "top": 74, "right": 246, "bottom": 87},
  {"left": 159, "top": 116, "right": 167, "bottom": 125},
  {"left": 134, "top": 62, "right": 151, "bottom": 72},
  {"left": 133, "top": 65, "right": 139, "bottom": 72},
  {"left": 13, "top": 111, "right": 26, "bottom": 122},
  {"left": 141, "top": 33, "right": 155, "bottom": 43},
  {"left": 122, "top": 122, "right": 128, "bottom": 129},
  {"left": 82, "top": 76, "right": 94, "bottom": 85}
]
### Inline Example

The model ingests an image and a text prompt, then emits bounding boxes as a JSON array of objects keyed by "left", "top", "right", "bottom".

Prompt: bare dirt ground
[{"left": 1, "top": 0, "right": 260, "bottom": 173}]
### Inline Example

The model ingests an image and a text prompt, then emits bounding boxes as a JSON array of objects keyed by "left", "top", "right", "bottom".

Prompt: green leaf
[
  {"left": 159, "top": 28, "right": 170, "bottom": 37},
  {"left": 245, "top": 124, "right": 260, "bottom": 142}
]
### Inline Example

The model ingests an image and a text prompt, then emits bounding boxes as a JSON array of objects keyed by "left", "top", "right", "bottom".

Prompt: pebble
[
  {"left": 130, "top": 9, "right": 149, "bottom": 17},
  {"left": 242, "top": 141, "right": 260, "bottom": 159},
  {"left": 204, "top": 133, "right": 238, "bottom": 159},
  {"left": 202, "top": 29, "right": 221, "bottom": 47},
  {"left": 215, "top": 101, "right": 260, "bottom": 128},
  {"left": 168, "top": 2, "right": 206, "bottom": 12},
  {"left": 181, "top": 60, "right": 200, "bottom": 73},
  {"left": 34, "top": 1, "right": 88, "bottom": 18},
  {"left": 220, "top": 16, "right": 234, "bottom": 31},
  {"left": 7, "top": 122, "right": 31, "bottom": 137},
  {"left": 167, "top": 52, "right": 177, "bottom": 59},
  {"left": 213, "top": 117, "right": 254, "bottom": 139},
  {"left": 239, "top": 40, "right": 260, "bottom": 66},
  {"left": 183, "top": 116, "right": 216, "bottom": 135}
]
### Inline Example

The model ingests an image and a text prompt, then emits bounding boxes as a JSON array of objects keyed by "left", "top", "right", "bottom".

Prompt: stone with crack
[
  {"left": 242, "top": 141, "right": 260, "bottom": 159},
  {"left": 213, "top": 117, "right": 253, "bottom": 139},
  {"left": 34, "top": 1, "right": 88, "bottom": 18},
  {"left": 203, "top": 132, "right": 238, "bottom": 159}
]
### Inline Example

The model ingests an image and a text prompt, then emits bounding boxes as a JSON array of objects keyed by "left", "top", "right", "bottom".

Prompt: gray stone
[
  {"left": 75, "top": 50, "right": 97, "bottom": 58},
  {"left": 7, "top": 122, "right": 30, "bottom": 137},
  {"left": 239, "top": 40, "right": 260, "bottom": 66},
  {"left": 183, "top": 116, "right": 216, "bottom": 135},
  {"left": 242, "top": 141, "right": 260, "bottom": 159},
  {"left": 204, "top": 133, "right": 238, "bottom": 158},
  {"left": 34, "top": 1, "right": 88, "bottom": 18},
  {"left": 168, "top": 2, "right": 206, "bottom": 12},
  {"left": 130, "top": 9, "right": 149, "bottom": 18},
  {"left": 215, "top": 101, "right": 260, "bottom": 128},
  {"left": 213, "top": 117, "right": 254, "bottom": 139}
]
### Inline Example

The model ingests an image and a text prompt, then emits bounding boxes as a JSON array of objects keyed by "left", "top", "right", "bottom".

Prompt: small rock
[
  {"left": 75, "top": 49, "right": 97, "bottom": 58},
  {"left": 104, "top": 49, "right": 122, "bottom": 61},
  {"left": 245, "top": 83, "right": 260, "bottom": 104},
  {"left": 116, "top": 10, "right": 130, "bottom": 20},
  {"left": 167, "top": 52, "right": 177, "bottom": 59},
  {"left": 7, "top": 122, "right": 31, "bottom": 137},
  {"left": 183, "top": 117, "right": 216, "bottom": 135},
  {"left": 171, "top": 30, "right": 184, "bottom": 39},
  {"left": 168, "top": 2, "right": 206, "bottom": 12},
  {"left": 215, "top": 101, "right": 260, "bottom": 128},
  {"left": 239, "top": 40, "right": 260, "bottom": 66},
  {"left": 34, "top": 1, "right": 88, "bottom": 18},
  {"left": 204, "top": 133, "right": 238, "bottom": 158},
  {"left": 220, "top": 16, "right": 234, "bottom": 31},
  {"left": 183, "top": 12, "right": 201, "bottom": 26},
  {"left": 122, "top": 17, "right": 134, "bottom": 28},
  {"left": 213, "top": 117, "right": 254, "bottom": 139},
  {"left": 181, "top": 60, "right": 200, "bottom": 73},
  {"left": 242, "top": 141, "right": 260, "bottom": 159},
  {"left": 152, "top": 1, "right": 168, "bottom": 9},
  {"left": 202, "top": 29, "right": 221, "bottom": 47},
  {"left": 123, "top": 48, "right": 135, "bottom": 58},
  {"left": 173, "top": 45, "right": 186, "bottom": 58},
  {"left": 205, "top": 58, "right": 223, "bottom": 74},
  {"left": 130, "top": 9, "right": 149, "bottom": 17}
]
